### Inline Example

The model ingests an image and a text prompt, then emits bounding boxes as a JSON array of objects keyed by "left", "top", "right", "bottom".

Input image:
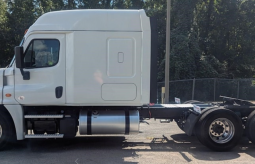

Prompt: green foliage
[
  {"left": 195, "top": 0, "right": 255, "bottom": 78},
  {"left": 0, "top": 0, "right": 8, "bottom": 67},
  {"left": 143, "top": 0, "right": 167, "bottom": 81},
  {"left": 37, "top": 0, "right": 64, "bottom": 13},
  {"left": 1, "top": 0, "right": 255, "bottom": 80}
]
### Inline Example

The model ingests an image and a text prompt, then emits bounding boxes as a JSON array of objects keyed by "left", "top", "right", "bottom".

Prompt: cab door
[{"left": 15, "top": 34, "right": 66, "bottom": 105}]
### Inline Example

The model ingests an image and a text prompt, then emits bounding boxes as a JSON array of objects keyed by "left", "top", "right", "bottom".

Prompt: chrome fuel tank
[{"left": 79, "top": 109, "right": 139, "bottom": 135}]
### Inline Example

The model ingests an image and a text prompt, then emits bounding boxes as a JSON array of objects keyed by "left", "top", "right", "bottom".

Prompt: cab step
[
  {"left": 25, "top": 134, "right": 64, "bottom": 138},
  {"left": 24, "top": 114, "right": 64, "bottom": 119}
]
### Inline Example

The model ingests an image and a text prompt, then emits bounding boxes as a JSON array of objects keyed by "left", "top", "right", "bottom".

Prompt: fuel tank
[{"left": 79, "top": 109, "right": 139, "bottom": 135}]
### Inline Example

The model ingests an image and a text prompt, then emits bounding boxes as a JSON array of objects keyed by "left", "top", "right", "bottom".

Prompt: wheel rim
[
  {"left": 0, "top": 125, "right": 2, "bottom": 138},
  {"left": 209, "top": 118, "right": 235, "bottom": 144}
]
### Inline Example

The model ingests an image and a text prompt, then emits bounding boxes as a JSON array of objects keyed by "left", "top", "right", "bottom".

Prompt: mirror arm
[{"left": 19, "top": 68, "right": 30, "bottom": 80}]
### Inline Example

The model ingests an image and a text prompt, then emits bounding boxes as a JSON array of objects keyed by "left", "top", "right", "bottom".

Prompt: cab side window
[{"left": 24, "top": 39, "right": 60, "bottom": 68}]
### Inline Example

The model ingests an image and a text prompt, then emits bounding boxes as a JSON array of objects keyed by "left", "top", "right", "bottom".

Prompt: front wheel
[
  {"left": 0, "top": 112, "right": 16, "bottom": 150},
  {"left": 195, "top": 108, "right": 243, "bottom": 151}
]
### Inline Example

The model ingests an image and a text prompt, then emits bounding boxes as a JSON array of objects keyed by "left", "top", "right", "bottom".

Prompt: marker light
[
  {"left": 5, "top": 93, "right": 11, "bottom": 97},
  {"left": 24, "top": 29, "right": 28, "bottom": 35}
]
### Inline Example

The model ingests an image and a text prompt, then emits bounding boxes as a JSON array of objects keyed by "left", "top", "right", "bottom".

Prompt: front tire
[
  {"left": 195, "top": 108, "right": 243, "bottom": 151},
  {"left": 0, "top": 112, "right": 16, "bottom": 150}
]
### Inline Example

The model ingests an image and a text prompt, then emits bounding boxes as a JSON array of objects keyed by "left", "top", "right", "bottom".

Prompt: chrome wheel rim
[
  {"left": 209, "top": 118, "right": 235, "bottom": 144},
  {"left": 0, "top": 125, "right": 2, "bottom": 138}
]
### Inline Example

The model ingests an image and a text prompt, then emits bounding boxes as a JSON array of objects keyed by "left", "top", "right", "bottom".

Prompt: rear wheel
[
  {"left": 195, "top": 108, "right": 243, "bottom": 151},
  {"left": 246, "top": 110, "right": 255, "bottom": 144},
  {"left": 0, "top": 112, "right": 16, "bottom": 150}
]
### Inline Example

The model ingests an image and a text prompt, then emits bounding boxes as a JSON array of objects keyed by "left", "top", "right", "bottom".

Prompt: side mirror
[
  {"left": 15, "top": 46, "right": 24, "bottom": 68},
  {"left": 15, "top": 46, "right": 30, "bottom": 80}
]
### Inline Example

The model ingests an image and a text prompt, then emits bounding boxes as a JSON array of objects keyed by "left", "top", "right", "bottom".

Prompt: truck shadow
[
  {"left": 173, "top": 134, "right": 255, "bottom": 161},
  {"left": 121, "top": 134, "right": 255, "bottom": 162},
  {"left": 150, "top": 134, "right": 254, "bottom": 162},
  {"left": 2, "top": 134, "right": 255, "bottom": 163}
]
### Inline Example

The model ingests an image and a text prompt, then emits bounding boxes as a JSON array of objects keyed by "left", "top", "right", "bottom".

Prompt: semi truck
[{"left": 1, "top": 9, "right": 255, "bottom": 151}]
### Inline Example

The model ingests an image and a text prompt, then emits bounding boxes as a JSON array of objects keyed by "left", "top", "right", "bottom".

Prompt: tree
[
  {"left": 0, "top": 0, "right": 8, "bottom": 67},
  {"left": 196, "top": 0, "right": 255, "bottom": 78},
  {"left": 2, "top": 0, "right": 37, "bottom": 66},
  {"left": 144, "top": 0, "right": 167, "bottom": 81},
  {"left": 1, "top": 0, "right": 255, "bottom": 80},
  {"left": 36, "top": 0, "right": 64, "bottom": 13}
]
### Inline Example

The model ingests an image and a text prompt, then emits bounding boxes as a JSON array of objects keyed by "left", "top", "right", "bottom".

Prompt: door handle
[{"left": 55, "top": 86, "right": 63, "bottom": 99}]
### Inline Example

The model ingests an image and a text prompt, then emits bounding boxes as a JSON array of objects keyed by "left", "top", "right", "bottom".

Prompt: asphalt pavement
[{"left": 0, "top": 119, "right": 254, "bottom": 164}]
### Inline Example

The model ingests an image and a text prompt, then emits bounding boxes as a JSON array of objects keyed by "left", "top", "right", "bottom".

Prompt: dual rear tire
[
  {"left": 246, "top": 110, "right": 255, "bottom": 144},
  {"left": 195, "top": 107, "right": 243, "bottom": 151}
]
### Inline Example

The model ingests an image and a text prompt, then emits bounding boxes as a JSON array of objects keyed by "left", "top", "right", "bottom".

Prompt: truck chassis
[{"left": 1, "top": 96, "right": 255, "bottom": 151}]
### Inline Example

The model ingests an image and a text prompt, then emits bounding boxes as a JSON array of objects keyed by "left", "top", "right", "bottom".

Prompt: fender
[
  {"left": 184, "top": 106, "right": 218, "bottom": 136},
  {"left": 3, "top": 105, "right": 24, "bottom": 140}
]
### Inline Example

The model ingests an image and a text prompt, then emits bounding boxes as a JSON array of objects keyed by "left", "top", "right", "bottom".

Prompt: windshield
[{"left": 8, "top": 38, "right": 25, "bottom": 68}]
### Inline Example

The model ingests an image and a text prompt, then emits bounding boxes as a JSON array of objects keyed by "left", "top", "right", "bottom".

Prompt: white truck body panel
[
  {"left": 27, "top": 10, "right": 143, "bottom": 32},
  {"left": 18, "top": 9, "right": 151, "bottom": 106},
  {"left": 2, "top": 67, "right": 19, "bottom": 105},
  {"left": 14, "top": 34, "right": 66, "bottom": 105},
  {"left": 65, "top": 31, "right": 146, "bottom": 105},
  {"left": 4, "top": 105, "right": 24, "bottom": 140},
  {"left": 0, "top": 68, "right": 4, "bottom": 104}
]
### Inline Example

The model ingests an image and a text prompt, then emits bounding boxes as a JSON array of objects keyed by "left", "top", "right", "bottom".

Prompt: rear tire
[
  {"left": 0, "top": 112, "right": 16, "bottom": 150},
  {"left": 195, "top": 107, "right": 243, "bottom": 151},
  {"left": 246, "top": 110, "right": 255, "bottom": 144}
]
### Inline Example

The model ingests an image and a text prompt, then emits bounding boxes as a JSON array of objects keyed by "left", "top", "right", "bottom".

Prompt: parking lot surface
[{"left": 0, "top": 119, "right": 254, "bottom": 164}]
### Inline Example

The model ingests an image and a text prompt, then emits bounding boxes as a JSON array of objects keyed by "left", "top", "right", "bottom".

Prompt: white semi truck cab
[{"left": 0, "top": 9, "right": 254, "bottom": 151}]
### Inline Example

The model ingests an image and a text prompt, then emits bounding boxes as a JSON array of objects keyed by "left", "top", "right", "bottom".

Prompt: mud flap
[
  {"left": 183, "top": 112, "right": 199, "bottom": 136},
  {"left": 184, "top": 106, "right": 217, "bottom": 136}
]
